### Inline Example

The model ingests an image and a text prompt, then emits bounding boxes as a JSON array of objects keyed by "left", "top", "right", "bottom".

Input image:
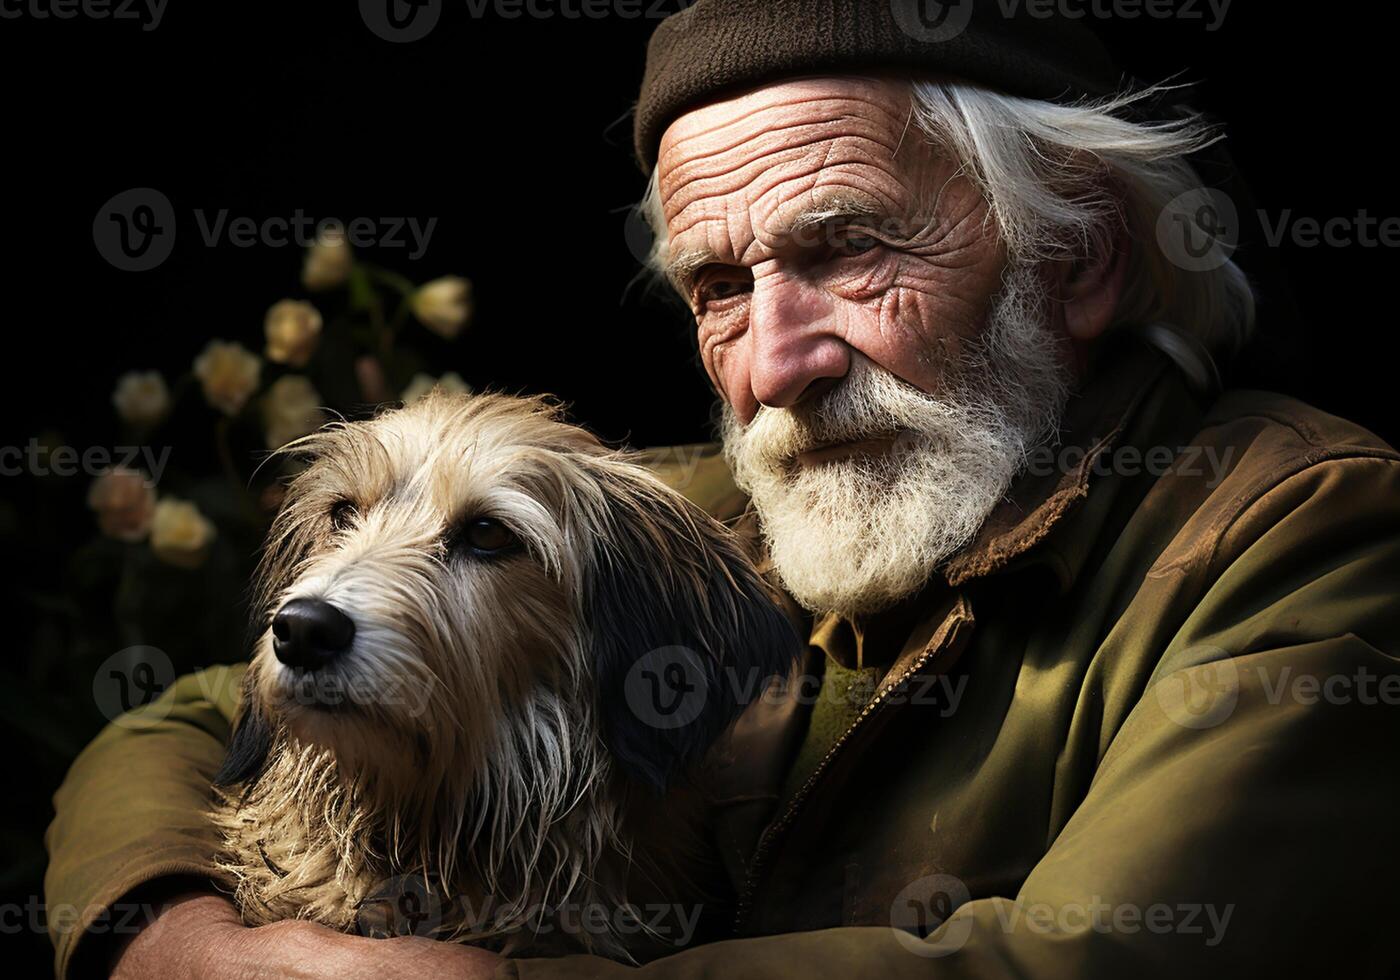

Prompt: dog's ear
[
  {"left": 213, "top": 671, "right": 273, "bottom": 787},
  {"left": 583, "top": 465, "right": 802, "bottom": 794}
]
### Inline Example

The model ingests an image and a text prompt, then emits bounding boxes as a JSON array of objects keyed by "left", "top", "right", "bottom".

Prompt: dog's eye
[
  {"left": 329, "top": 499, "right": 357, "bottom": 531},
  {"left": 456, "top": 518, "right": 518, "bottom": 556}
]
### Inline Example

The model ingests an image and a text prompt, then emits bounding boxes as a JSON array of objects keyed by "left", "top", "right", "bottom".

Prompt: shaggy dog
[{"left": 210, "top": 391, "right": 798, "bottom": 957}]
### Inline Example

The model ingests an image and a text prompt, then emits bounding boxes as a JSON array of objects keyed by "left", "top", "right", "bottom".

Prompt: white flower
[
  {"left": 149, "top": 497, "right": 216, "bottom": 568},
  {"left": 112, "top": 371, "right": 170, "bottom": 427},
  {"left": 264, "top": 299, "right": 323, "bottom": 368},
  {"left": 301, "top": 227, "right": 353, "bottom": 292},
  {"left": 194, "top": 341, "right": 262, "bottom": 416},
  {"left": 401, "top": 372, "right": 470, "bottom": 405},
  {"left": 411, "top": 276, "right": 473, "bottom": 339},
  {"left": 262, "top": 375, "right": 326, "bottom": 449},
  {"left": 87, "top": 467, "right": 156, "bottom": 542}
]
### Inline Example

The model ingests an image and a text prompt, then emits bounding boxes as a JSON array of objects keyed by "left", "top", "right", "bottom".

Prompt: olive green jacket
[{"left": 46, "top": 344, "right": 1400, "bottom": 978}]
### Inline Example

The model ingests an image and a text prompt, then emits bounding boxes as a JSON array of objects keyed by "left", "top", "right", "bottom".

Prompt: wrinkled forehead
[{"left": 656, "top": 76, "right": 920, "bottom": 238}]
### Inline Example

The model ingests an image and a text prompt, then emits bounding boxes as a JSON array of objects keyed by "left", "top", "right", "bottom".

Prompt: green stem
[{"left": 364, "top": 265, "right": 418, "bottom": 298}]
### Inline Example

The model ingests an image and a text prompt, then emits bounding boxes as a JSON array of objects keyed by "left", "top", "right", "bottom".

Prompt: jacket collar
[
  {"left": 939, "top": 337, "right": 1186, "bottom": 593},
  {"left": 795, "top": 337, "right": 1200, "bottom": 670}
]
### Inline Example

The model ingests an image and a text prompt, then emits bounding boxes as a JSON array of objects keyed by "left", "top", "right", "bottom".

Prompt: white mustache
[{"left": 729, "top": 356, "right": 979, "bottom": 474}]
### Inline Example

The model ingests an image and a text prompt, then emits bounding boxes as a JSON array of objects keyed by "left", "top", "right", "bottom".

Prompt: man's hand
[{"left": 111, "top": 892, "right": 502, "bottom": 980}]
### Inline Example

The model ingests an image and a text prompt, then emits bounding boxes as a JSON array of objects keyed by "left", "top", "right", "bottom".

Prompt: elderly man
[{"left": 46, "top": 2, "right": 1400, "bottom": 978}]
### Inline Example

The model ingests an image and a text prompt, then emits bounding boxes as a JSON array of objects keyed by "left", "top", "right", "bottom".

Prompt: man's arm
[{"left": 44, "top": 664, "right": 242, "bottom": 978}]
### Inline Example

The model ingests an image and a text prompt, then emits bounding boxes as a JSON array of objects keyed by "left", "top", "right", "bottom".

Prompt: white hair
[{"left": 639, "top": 79, "right": 1256, "bottom": 355}]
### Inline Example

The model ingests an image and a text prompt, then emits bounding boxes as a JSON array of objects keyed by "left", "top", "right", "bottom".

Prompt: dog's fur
[{"left": 209, "top": 392, "right": 798, "bottom": 957}]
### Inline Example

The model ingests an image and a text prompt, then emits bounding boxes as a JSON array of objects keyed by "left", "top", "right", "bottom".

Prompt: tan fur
[{"left": 209, "top": 392, "right": 737, "bottom": 957}]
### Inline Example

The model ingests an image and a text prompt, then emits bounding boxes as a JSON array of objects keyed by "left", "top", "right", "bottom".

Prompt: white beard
[{"left": 721, "top": 261, "right": 1072, "bottom": 618}]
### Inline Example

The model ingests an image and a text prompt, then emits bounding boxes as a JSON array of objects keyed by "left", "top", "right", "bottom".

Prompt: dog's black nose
[{"left": 272, "top": 598, "right": 355, "bottom": 670}]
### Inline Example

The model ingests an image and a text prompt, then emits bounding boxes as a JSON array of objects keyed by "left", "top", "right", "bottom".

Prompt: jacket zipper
[{"left": 731, "top": 633, "right": 954, "bottom": 933}]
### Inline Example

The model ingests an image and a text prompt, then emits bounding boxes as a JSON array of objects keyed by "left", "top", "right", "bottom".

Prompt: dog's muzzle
[{"left": 272, "top": 597, "right": 356, "bottom": 671}]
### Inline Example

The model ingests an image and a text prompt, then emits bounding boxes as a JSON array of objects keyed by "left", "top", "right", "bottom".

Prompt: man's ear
[
  {"left": 583, "top": 465, "right": 802, "bottom": 794},
  {"left": 1049, "top": 215, "right": 1131, "bottom": 342},
  {"left": 213, "top": 670, "right": 273, "bottom": 787}
]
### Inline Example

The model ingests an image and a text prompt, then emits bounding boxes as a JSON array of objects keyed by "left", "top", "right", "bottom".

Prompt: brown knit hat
[{"left": 634, "top": 0, "right": 1124, "bottom": 171}]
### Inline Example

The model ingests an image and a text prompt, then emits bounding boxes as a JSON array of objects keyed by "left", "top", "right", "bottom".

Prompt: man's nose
[
  {"left": 272, "top": 598, "right": 356, "bottom": 671},
  {"left": 743, "top": 274, "right": 850, "bottom": 421}
]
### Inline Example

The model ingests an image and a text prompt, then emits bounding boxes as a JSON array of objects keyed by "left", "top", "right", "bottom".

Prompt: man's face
[
  {"left": 656, "top": 76, "right": 1075, "bottom": 616},
  {"left": 657, "top": 76, "right": 1012, "bottom": 425}
]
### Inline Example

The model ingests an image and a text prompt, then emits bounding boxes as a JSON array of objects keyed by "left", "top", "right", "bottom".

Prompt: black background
[{"left": 2, "top": 2, "right": 1398, "bottom": 974}]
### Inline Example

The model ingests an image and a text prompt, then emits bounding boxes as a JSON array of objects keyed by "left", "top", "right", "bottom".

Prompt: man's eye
[
  {"left": 329, "top": 499, "right": 357, "bottom": 531},
  {"left": 455, "top": 518, "right": 518, "bottom": 556},
  {"left": 697, "top": 278, "right": 751, "bottom": 308},
  {"left": 835, "top": 233, "right": 879, "bottom": 256}
]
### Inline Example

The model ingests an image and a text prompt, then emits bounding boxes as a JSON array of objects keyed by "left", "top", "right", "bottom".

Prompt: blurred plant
[
  {"left": 79, "top": 230, "right": 476, "bottom": 665},
  {"left": 86, "top": 467, "right": 156, "bottom": 543},
  {"left": 112, "top": 371, "right": 171, "bottom": 427}
]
